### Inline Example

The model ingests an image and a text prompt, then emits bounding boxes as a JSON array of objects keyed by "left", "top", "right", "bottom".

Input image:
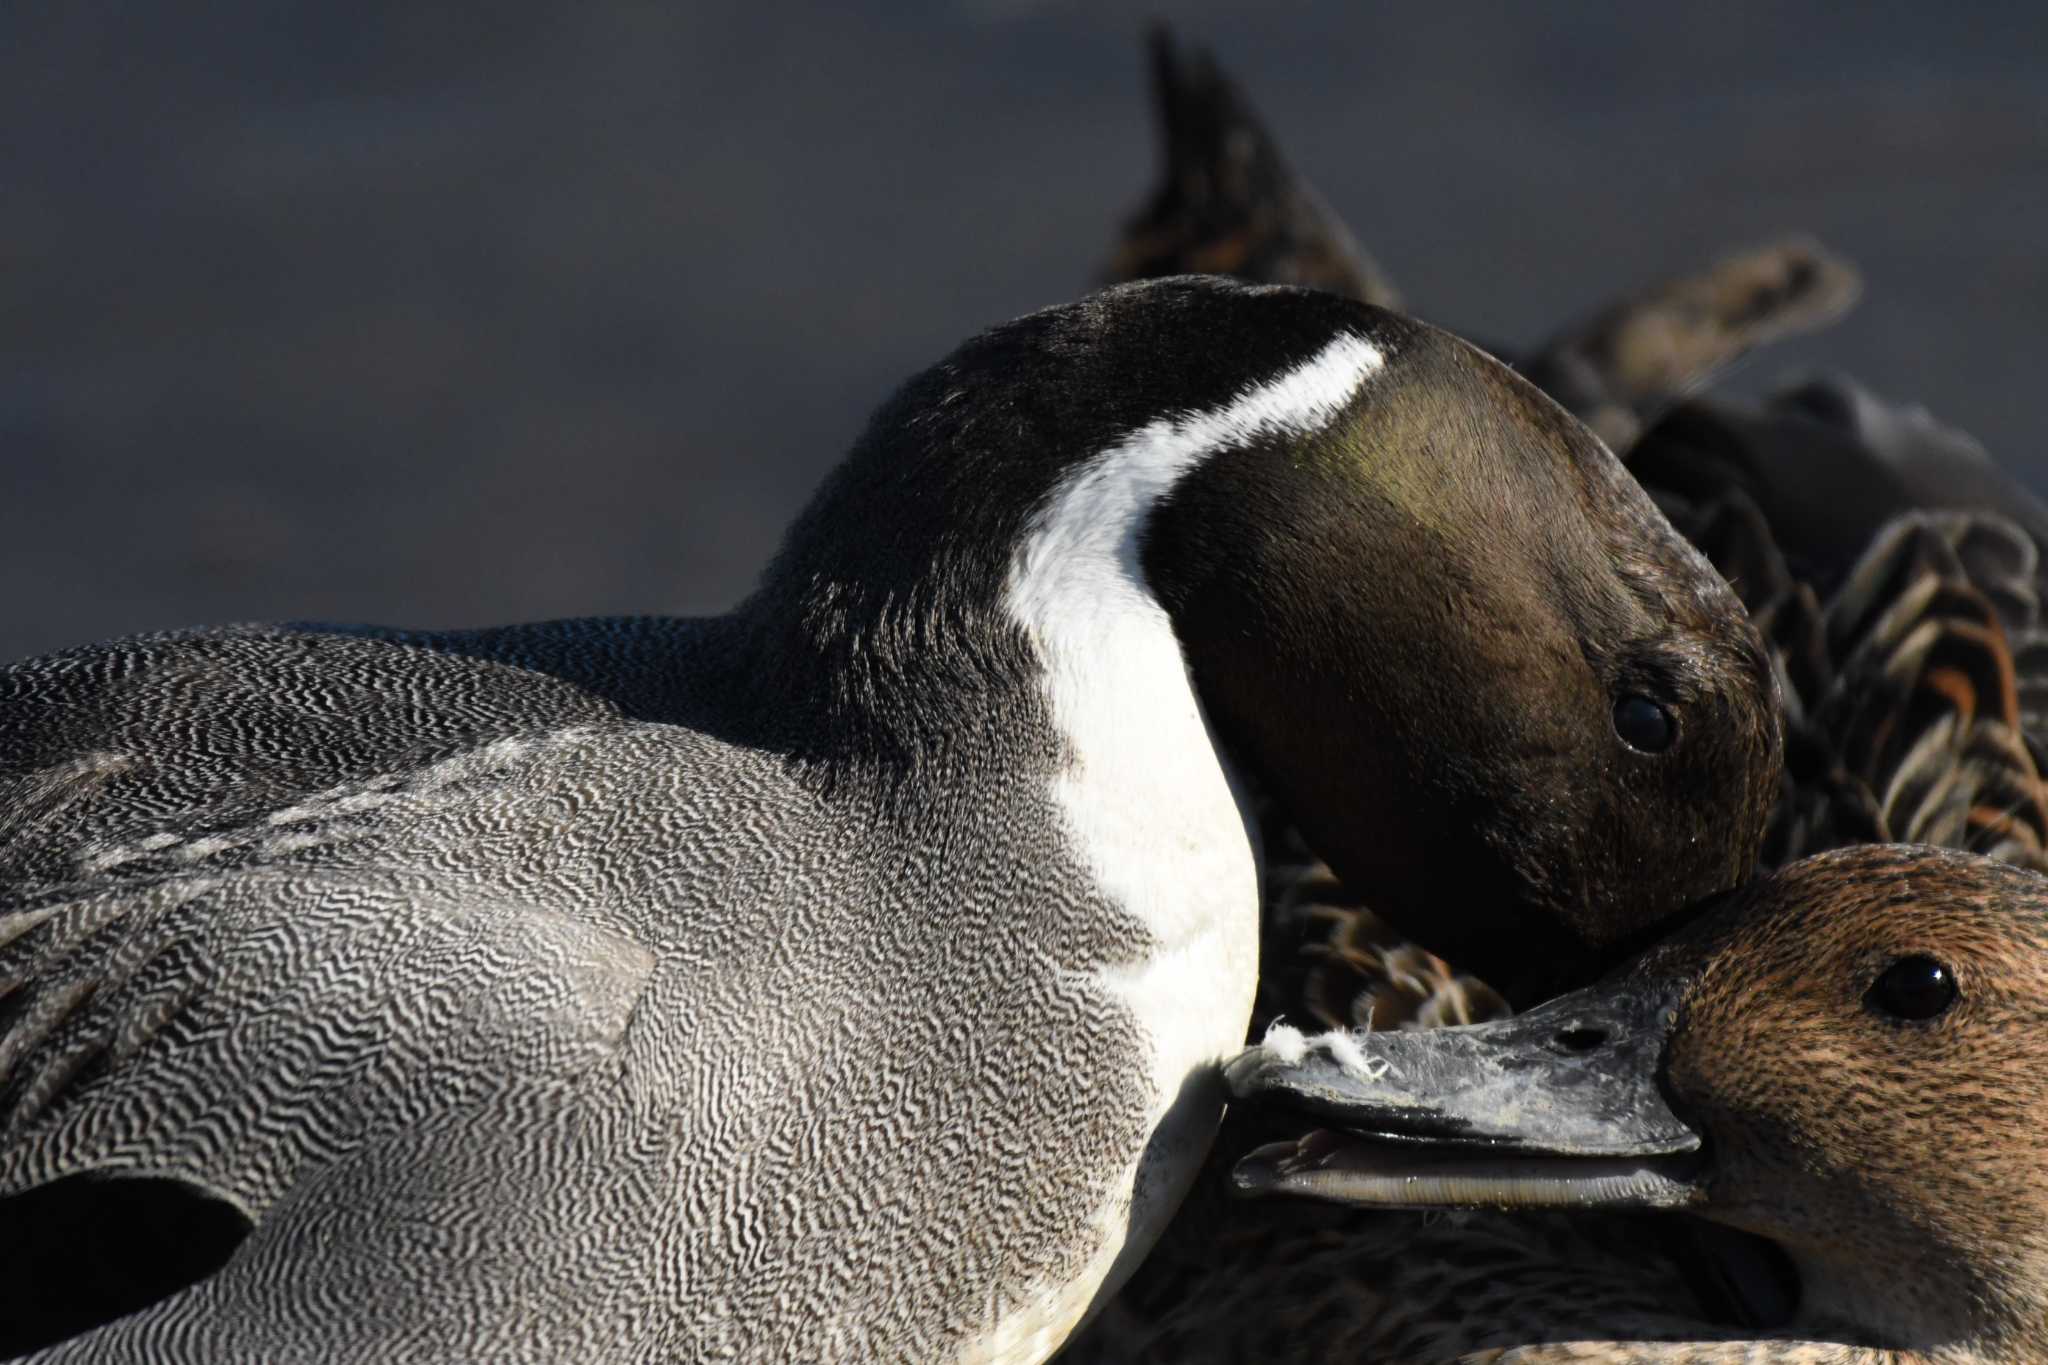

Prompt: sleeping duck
[
  {"left": 1226, "top": 843, "right": 2048, "bottom": 1364},
  {"left": 0, "top": 276, "right": 1781, "bottom": 1360}
]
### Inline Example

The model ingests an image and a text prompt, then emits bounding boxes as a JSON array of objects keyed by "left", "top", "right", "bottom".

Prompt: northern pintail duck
[
  {"left": 0, "top": 277, "right": 1780, "bottom": 1359},
  {"left": 1219, "top": 843, "right": 2048, "bottom": 1364}
]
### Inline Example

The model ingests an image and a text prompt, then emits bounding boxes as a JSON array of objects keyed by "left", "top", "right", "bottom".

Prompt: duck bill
[{"left": 1225, "top": 981, "right": 1705, "bottom": 1212}]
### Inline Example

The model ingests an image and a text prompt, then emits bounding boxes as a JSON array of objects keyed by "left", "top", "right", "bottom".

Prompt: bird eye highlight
[
  {"left": 1866, "top": 954, "right": 1958, "bottom": 1022},
  {"left": 1612, "top": 695, "right": 1675, "bottom": 753}
]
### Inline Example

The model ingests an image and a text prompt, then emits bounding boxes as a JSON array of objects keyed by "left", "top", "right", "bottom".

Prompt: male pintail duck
[
  {"left": 1096, "top": 23, "right": 1866, "bottom": 1037},
  {"left": 1072, "top": 383, "right": 2048, "bottom": 1365},
  {"left": 1221, "top": 843, "right": 2048, "bottom": 1364},
  {"left": 1076, "top": 422, "right": 2048, "bottom": 1359},
  {"left": 0, "top": 277, "right": 1780, "bottom": 1360}
]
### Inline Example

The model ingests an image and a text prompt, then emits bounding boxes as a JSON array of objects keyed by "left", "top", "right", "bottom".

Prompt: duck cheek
[
  {"left": 1571, "top": 779, "right": 1762, "bottom": 950},
  {"left": 1663, "top": 1039, "right": 1822, "bottom": 1241}
]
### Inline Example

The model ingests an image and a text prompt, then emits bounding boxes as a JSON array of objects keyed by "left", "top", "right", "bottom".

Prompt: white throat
[
  {"left": 1004, "top": 327, "right": 1385, "bottom": 956},
  {"left": 982, "top": 330, "right": 1384, "bottom": 1363}
]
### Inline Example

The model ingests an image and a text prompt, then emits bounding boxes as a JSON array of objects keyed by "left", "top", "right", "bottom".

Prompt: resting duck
[
  {"left": 0, "top": 277, "right": 1780, "bottom": 1360},
  {"left": 1223, "top": 842, "right": 2048, "bottom": 1364}
]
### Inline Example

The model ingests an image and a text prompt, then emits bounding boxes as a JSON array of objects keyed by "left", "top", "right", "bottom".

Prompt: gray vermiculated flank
[{"left": 0, "top": 616, "right": 1155, "bottom": 1361}]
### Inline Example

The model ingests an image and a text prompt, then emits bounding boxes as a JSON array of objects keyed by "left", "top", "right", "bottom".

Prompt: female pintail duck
[
  {"left": 0, "top": 277, "right": 1780, "bottom": 1360},
  {"left": 1220, "top": 843, "right": 2048, "bottom": 1364}
]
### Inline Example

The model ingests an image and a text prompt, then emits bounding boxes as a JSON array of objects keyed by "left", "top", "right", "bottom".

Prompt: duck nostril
[{"left": 1553, "top": 1027, "right": 1607, "bottom": 1052}]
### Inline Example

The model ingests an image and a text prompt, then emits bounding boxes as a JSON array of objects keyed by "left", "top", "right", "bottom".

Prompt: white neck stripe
[{"left": 985, "top": 330, "right": 1385, "bottom": 1356}]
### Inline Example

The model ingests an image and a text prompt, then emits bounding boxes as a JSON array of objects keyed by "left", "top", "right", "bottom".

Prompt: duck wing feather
[
  {"left": 1522, "top": 238, "right": 1861, "bottom": 452},
  {"left": 1103, "top": 26, "right": 1399, "bottom": 308}
]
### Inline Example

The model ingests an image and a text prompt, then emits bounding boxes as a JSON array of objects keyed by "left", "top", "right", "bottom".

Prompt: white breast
[{"left": 979, "top": 330, "right": 1385, "bottom": 1363}]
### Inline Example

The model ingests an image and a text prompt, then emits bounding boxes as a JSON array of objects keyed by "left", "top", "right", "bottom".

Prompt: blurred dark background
[{"left": 6, "top": 3, "right": 2045, "bottom": 664}]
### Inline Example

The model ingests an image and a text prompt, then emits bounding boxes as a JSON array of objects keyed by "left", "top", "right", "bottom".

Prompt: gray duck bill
[{"left": 1225, "top": 983, "right": 1706, "bottom": 1212}]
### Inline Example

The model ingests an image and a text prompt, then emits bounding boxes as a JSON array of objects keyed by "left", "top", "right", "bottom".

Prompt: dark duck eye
[
  {"left": 1612, "top": 695, "right": 1675, "bottom": 753},
  {"left": 1866, "top": 955, "right": 1959, "bottom": 1022}
]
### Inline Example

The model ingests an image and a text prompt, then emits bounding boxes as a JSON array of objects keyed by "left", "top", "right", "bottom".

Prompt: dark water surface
[{"left": 5, "top": 3, "right": 2044, "bottom": 662}]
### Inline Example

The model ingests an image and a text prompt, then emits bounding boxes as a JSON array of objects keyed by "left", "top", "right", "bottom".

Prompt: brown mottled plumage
[
  {"left": 1255, "top": 813, "right": 1507, "bottom": 1035},
  {"left": 1702, "top": 506, "right": 2048, "bottom": 870},
  {"left": 1645, "top": 391, "right": 2048, "bottom": 874}
]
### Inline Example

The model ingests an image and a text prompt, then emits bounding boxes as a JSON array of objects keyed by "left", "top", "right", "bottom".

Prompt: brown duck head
[
  {"left": 765, "top": 275, "right": 1780, "bottom": 997},
  {"left": 1146, "top": 307, "right": 1783, "bottom": 998}
]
